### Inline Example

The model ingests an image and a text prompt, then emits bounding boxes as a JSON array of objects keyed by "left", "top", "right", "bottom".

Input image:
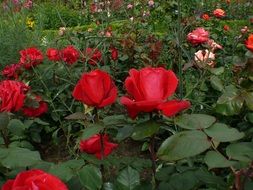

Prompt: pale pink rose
[
  {"left": 148, "top": 0, "right": 155, "bottom": 7},
  {"left": 241, "top": 26, "right": 248, "bottom": 34},
  {"left": 127, "top": 4, "right": 133, "bottom": 9},
  {"left": 194, "top": 49, "right": 215, "bottom": 67},
  {"left": 207, "top": 39, "right": 223, "bottom": 51}
]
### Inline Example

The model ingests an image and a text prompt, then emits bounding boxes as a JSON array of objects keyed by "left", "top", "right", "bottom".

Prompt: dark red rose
[
  {"left": 120, "top": 67, "right": 190, "bottom": 119},
  {"left": 46, "top": 48, "right": 61, "bottom": 62},
  {"left": 23, "top": 96, "right": 48, "bottom": 117},
  {"left": 187, "top": 28, "right": 209, "bottom": 46},
  {"left": 61, "top": 46, "right": 79, "bottom": 65},
  {"left": 0, "top": 80, "right": 28, "bottom": 112},
  {"left": 72, "top": 69, "right": 117, "bottom": 108},
  {"left": 84, "top": 48, "right": 102, "bottom": 65},
  {"left": 19, "top": 47, "right": 43, "bottom": 69},
  {"left": 80, "top": 134, "right": 118, "bottom": 159},
  {"left": 1, "top": 63, "right": 21, "bottom": 79},
  {"left": 245, "top": 34, "right": 253, "bottom": 52},
  {"left": 110, "top": 47, "right": 118, "bottom": 61},
  {"left": 1, "top": 169, "right": 68, "bottom": 190}
]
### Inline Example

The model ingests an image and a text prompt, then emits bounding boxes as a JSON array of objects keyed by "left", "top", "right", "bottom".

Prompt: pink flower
[
  {"left": 213, "top": 8, "right": 225, "bottom": 18},
  {"left": 207, "top": 39, "right": 223, "bottom": 51},
  {"left": 194, "top": 49, "right": 215, "bottom": 67},
  {"left": 187, "top": 28, "right": 209, "bottom": 45},
  {"left": 127, "top": 4, "right": 133, "bottom": 9}
]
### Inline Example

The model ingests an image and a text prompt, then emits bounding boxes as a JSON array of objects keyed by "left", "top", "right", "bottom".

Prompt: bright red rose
[
  {"left": 23, "top": 96, "right": 48, "bottom": 117},
  {"left": 0, "top": 80, "right": 28, "bottom": 112},
  {"left": 72, "top": 69, "right": 117, "bottom": 108},
  {"left": 110, "top": 47, "right": 118, "bottom": 61},
  {"left": 1, "top": 63, "right": 21, "bottom": 79},
  {"left": 46, "top": 48, "right": 61, "bottom": 62},
  {"left": 19, "top": 47, "right": 43, "bottom": 69},
  {"left": 61, "top": 46, "right": 79, "bottom": 65},
  {"left": 245, "top": 34, "right": 253, "bottom": 52},
  {"left": 1, "top": 169, "right": 68, "bottom": 190},
  {"left": 120, "top": 67, "right": 190, "bottom": 119},
  {"left": 213, "top": 8, "right": 225, "bottom": 18},
  {"left": 80, "top": 134, "right": 118, "bottom": 159},
  {"left": 84, "top": 48, "right": 102, "bottom": 65},
  {"left": 187, "top": 28, "right": 209, "bottom": 46}
]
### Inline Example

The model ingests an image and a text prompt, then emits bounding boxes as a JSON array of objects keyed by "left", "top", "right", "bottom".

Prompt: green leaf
[
  {"left": 78, "top": 165, "right": 102, "bottom": 190},
  {"left": 116, "top": 166, "right": 140, "bottom": 190},
  {"left": 209, "top": 67, "right": 224, "bottom": 75},
  {"left": 204, "top": 151, "right": 236, "bottom": 169},
  {"left": 215, "top": 85, "right": 244, "bottom": 116},
  {"left": 158, "top": 130, "right": 211, "bottom": 161},
  {"left": 49, "top": 159, "right": 85, "bottom": 181},
  {"left": 0, "top": 147, "right": 41, "bottom": 169},
  {"left": 210, "top": 76, "right": 223, "bottom": 92},
  {"left": 226, "top": 142, "right": 253, "bottom": 162},
  {"left": 103, "top": 182, "right": 114, "bottom": 190},
  {"left": 246, "top": 113, "right": 253, "bottom": 123},
  {"left": 103, "top": 115, "right": 127, "bottom": 126},
  {"left": 65, "top": 112, "right": 86, "bottom": 120},
  {"left": 81, "top": 124, "right": 104, "bottom": 140},
  {"left": 116, "top": 125, "right": 134, "bottom": 141},
  {"left": 243, "top": 92, "right": 253, "bottom": 111},
  {"left": 204, "top": 123, "right": 244, "bottom": 142},
  {"left": 131, "top": 121, "right": 160, "bottom": 140},
  {"left": 175, "top": 114, "right": 216, "bottom": 130},
  {"left": 0, "top": 112, "right": 9, "bottom": 130},
  {"left": 8, "top": 119, "right": 28, "bottom": 136}
]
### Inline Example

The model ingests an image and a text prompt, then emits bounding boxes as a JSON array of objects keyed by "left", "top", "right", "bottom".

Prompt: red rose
[
  {"left": 80, "top": 134, "right": 118, "bottom": 159},
  {"left": 110, "top": 47, "right": 118, "bottom": 61},
  {"left": 223, "top": 25, "right": 230, "bottom": 31},
  {"left": 187, "top": 28, "right": 209, "bottom": 46},
  {"left": 23, "top": 96, "right": 48, "bottom": 117},
  {"left": 19, "top": 47, "right": 43, "bottom": 69},
  {"left": 1, "top": 169, "right": 68, "bottom": 190},
  {"left": 84, "top": 48, "right": 102, "bottom": 65},
  {"left": 61, "top": 46, "right": 79, "bottom": 65},
  {"left": 46, "top": 48, "right": 61, "bottom": 62},
  {"left": 1, "top": 63, "right": 21, "bottom": 79},
  {"left": 245, "top": 34, "right": 253, "bottom": 52},
  {"left": 202, "top": 14, "right": 210, "bottom": 21},
  {"left": 0, "top": 80, "right": 28, "bottom": 112},
  {"left": 120, "top": 67, "right": 190, "bottom": 119},
  {"left": 72, "top": 69, "right": 117, "bottom": 108},
  {"left": 213, "top": 8, "right": 225, "bottom": 18}
]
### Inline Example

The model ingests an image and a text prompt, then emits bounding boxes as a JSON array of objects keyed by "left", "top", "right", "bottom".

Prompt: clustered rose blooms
[
  {"left": 84, "top": 48, "right": 103, "bottom": 65},
  {"left": 0, "top": 80, "right": 28, "bottom": 112},
  {"left": 1, "top": 63, "right": 21, "bottom": 79},
  {"left": 1, "top": 169, "right": 68, "bottom": 190},
  {"left": 187, "top": 27, "right": 209, "bottom": 45},
  {"left": 72, "top": 69, "right": 117, "bottom": 108},
  {"left": 80, "top": 134, "right": 118, "bottom": 159},
  {"left": 46, "top": 48, "right": 61, "bottom": 62},
  {"left": 22, "top": 96, "right": 48, "bottom": 117},
  {"left": 245, "top": 34, "right": 253, "bottom": 52},
  {"left": 213, "top": 8, "right": 225, "bottom": 18},
  {"left": 19, "top": 47, "right": 43, "bottom": 69},
  {"left": 120, "top": 67, "right": 190, "bottom": 119},
  {"left": 61, "top": 45, "right": 80, "bottom": 65}
]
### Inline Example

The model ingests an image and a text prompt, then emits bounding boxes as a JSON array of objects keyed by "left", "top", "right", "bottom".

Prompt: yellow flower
[{"left": 26, "top": 17, "right": 35, "bottom": 29}]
